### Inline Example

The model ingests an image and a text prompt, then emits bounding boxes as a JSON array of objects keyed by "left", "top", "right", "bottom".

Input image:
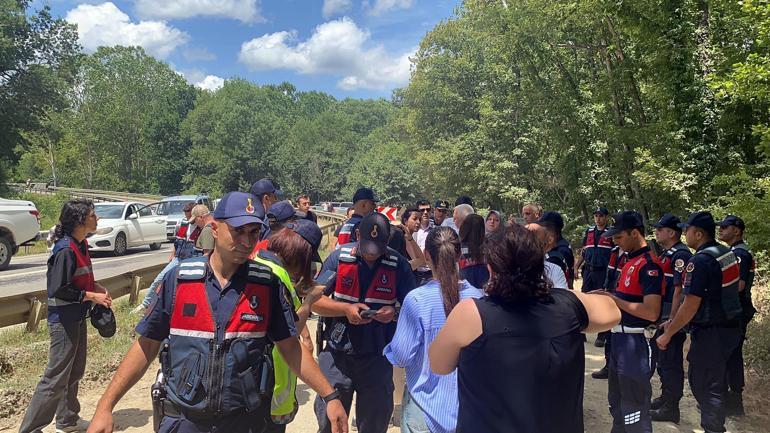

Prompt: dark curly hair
[
  {"left": 53, "top": 199, "right": 95, "bottom": 242},
  {"left": 483, "top": 224, "right": 551, "bottom": 302}
]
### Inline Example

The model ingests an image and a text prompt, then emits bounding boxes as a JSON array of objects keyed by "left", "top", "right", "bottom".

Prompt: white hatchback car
[{"left": 89, "top": 202, "right": 167, "bottom": 256}]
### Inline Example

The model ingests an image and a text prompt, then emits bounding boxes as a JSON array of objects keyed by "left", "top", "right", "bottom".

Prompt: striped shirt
[{"left": 384, "top": 280, "right": 484, "bottom": 433}]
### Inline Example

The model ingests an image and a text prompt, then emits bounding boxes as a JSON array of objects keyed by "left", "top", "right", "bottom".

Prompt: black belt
[{"left": 162, "top": 401, "right": 246, "bottom": 422}]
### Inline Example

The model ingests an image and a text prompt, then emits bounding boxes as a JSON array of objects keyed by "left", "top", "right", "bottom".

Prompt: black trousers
[
  {"left": 314, "top": 349, "right": 394, "bottom": 433},
  {"left": 688, "top": 326, "right": 740, "bottom": 433},
  {"left": 582, "top": 267, "right": 607, "bottom": 292},
  {"left": 725, "top": 320, "right": 749, "bottom": 398},
  {"left": 608, "top": 332, "right": 656, "bottom": 433},
  {"left": 652, "top": 328, "right": 686, "bottom": 404}
]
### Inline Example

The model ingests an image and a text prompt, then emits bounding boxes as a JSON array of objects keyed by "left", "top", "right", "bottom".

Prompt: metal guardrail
[
  {"left": 6, "top": 183, "right": 162, "bottom": 204},
  {"left": 0, "top": 263, "right": 166, "bottom": 332}
]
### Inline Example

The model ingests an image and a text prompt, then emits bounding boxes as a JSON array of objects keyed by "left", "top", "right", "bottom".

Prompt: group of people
[{"left": 20, "top": 180, "right": 757, "bottom": 433}]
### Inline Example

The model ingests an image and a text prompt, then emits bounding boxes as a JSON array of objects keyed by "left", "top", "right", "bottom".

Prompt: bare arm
[
  {"left": 609, "top": 293, "right": 661, "bottom": 322},
  {"left": 275, "top": 337, "right": 348, "bottom": 433},
  {"left": 429, "top": 299, "right": 482, "bottom": 375},
  {"left": 572, "top": 291, "right": 621, "bottom": 333},
  {"left": 88, "top": 337, "right": 162, "bottom": 433},
  {"left": 668, "top": 285, "right": 683, "bottom": 320},
  {"left": 663, "top": 295, "right": 701, "bottom": 336}
]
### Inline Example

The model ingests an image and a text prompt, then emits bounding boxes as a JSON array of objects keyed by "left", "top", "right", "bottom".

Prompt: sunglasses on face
[{"left": 419, "top": 208, "right": 431, "bottom": 213}]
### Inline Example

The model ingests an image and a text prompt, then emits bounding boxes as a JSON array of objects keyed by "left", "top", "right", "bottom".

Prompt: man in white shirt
[{"left": 414, "top": 199, "right": 432, "bottom": 251}]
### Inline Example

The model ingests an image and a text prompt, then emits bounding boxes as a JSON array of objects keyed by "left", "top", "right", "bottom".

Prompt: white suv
[{"left": 0, "top": 198, "right": 41, "bottom": 270}]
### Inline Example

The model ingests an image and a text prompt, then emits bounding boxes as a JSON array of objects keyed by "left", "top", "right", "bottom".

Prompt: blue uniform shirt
[
  {"left": 321, "top": 244, "right": 416, "bottom": 355},
  {"left": 682, "top": 241, "right": 723, "bottom": 300},
  {"left": 137, "top": 258, "right": 297, "bottom": 343}
]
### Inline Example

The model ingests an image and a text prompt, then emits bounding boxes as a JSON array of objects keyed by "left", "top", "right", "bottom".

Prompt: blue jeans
[
  {"left": 401, "top": 389, "right": 430, "bottom": 433},
  {"left": 140, "top": 258, "right": 179, "bottom": 308}
]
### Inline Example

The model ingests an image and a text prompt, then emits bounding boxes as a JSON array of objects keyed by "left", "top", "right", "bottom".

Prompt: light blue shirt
[
  {"left": 441, "top": 217, "right": 458, "bottom": 233},
  {"left": 384, "top": 280, "right": 484, "bottom": 433}
]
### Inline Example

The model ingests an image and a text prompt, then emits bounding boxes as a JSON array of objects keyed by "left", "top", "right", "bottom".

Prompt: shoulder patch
[
  {"left": 647, "top": 269, "right": 659, "bottom": 277},
  {"left": 686, "top": 262, "right": 695, "bottom": 273},
  {"left": 674, "top": 259, "right": 685, "bottom": 272}
]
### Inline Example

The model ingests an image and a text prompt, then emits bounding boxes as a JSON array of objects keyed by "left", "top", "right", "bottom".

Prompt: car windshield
[
  {"left": 156, "top": 200, "right": 189, "bottom": 216},
  {"left": 95, "top": 205, "right": 125, "bottom": 219}
]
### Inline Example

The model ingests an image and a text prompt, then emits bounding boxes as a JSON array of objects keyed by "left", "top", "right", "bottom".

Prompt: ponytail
[
  {"left": 426, "top": 226, "right": 462, "bottom": 316},
  {"left": 52, "top": 199, "right": 95, "bottom": 243}
]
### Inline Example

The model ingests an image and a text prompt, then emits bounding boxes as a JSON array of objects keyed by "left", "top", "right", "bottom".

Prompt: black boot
[
  {"left": 650, "top": 396, "right": 665, "bottom": 411},
  {"left": 591, "top": 365, "right": 608, "bottom": 379},
  {"left": 650, "top": 401, "right": 680, "bottom": 424}
]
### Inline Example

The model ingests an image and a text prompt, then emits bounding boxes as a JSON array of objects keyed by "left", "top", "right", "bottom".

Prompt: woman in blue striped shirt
[{"left": 384, "top": 226, "right": 484, "bottom": 433}]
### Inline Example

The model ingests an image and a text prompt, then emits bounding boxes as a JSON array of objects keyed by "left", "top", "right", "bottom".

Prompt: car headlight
[{"left": 95, "top": 227, "right": 114, "bottom": 235}]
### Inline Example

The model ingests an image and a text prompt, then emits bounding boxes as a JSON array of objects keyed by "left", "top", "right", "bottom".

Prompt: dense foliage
[{"left": 3, "top": 0, "right": 769, "bottom": 254}]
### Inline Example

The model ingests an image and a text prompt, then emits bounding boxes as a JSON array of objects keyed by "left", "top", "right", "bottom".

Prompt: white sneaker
[{"left": 56, "top": 419, "right": 90, "bottom": 433}]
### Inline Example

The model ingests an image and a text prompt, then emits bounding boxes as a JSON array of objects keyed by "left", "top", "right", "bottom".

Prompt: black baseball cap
[
  {"left": 434, "top": 200, "right": 450, "bottom": 210},
  {"left": 90, "top": 305, "right": 116, "bottom": 338},
  {"left": 267, "top": 201, "right": 295, "bottom": 223},
  {"left": 593, "top": 206, "right": 609, "bottom": 216},
  {"left": 537, "top": 211, "right": 565, "bottom": 232},
  {"left": 718, "top": 215, "right": 745, "bottom": 231},
  {"left": 678, "top": 211, "right": 716, "bottom": 233},
  {"left": 455, "top": 196, "right": 473, "bottom": 207},
  {"left": 250, "top": 178, "right": 283, "bottom": 198},
  {"left": 213, "top": 191, "right": 265, "bottom": 227},
  {"left": 652, "top": 213, "right": 682, "bottom": 230},
  {"left": 286, "top": 219, "right": 322, "bottom": 262},
  {"left": 352, "top": 187, "right": 379, "bottom": 203},
  {"left": 358, "top": 212, "right": 391, "bottom": 256},
  {"left": 603, "top": 211, "right": 645, "bottom": 237}
]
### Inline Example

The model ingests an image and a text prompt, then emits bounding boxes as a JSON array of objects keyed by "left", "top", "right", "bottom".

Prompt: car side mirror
[{"left": 128, "top": 213, "right": 139, "bottom": 220}]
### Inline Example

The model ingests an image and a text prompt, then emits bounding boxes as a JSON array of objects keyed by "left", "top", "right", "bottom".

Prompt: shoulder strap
[
  {"left": 339, "top": 246, "right": 357, "bottom": 263},
  {"left": 380, "top": 250, "right": 400, "bottom": 269},
  {"left": 697, "top": 245, "right": 726, "bottom": 259},
  {"left": 731, "top": 242, "right": 749, "bottom": 252},
  {"left": 246, "top": 260, "right": 276, "bottom": 284},
  {"left": 176, "top": 257, "right": 207, "bottom": 280}
]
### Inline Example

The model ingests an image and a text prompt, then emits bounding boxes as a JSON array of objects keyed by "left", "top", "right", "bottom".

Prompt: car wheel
[
  {"left": 113, "top": 233, "right": 127, "bottom": 256},
  {"left": 0, "top": 237, "right": 12, "bottom": 270},
  {"left": 149, "top": 242, "right": 162, "bottom": 251}
]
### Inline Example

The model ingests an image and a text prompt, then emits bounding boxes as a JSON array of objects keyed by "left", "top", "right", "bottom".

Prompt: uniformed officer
[
  {"left": 717, "top": 214, "right": 756, "bottom": 416},
  {"left": 537, "top": 211, "right": 575, "bottom": 290},
  {"left": 530, "top": 219, "right": 569, "bottom": 280},
  {"left": 657, "top": 211, "right": 742, "bottom": 433},
  {"left": 576, "top": 207, "right": 614, "bottom": 292},
  {"left": 592, "top": 245, "right": 629, "bottom": 379},
  {"left": 88, "top": 191, "right": 348, "bottom": 433},
  {"left": 312, "top": 212, "right": 417, "bottom": 433},
  {"left": 335, "top": 187, "right": 378, "bottom": 248},
  {"left": 649, "top": 214, "right": 692, "bottom": 423},
  {"left": 432, "top": 200, "right": 450, "bottom": 227},
  {"left": 592, "top": 211, "right": 663, "bottom": 433},
  {"left": 250, "top": 178, "right": 284, "bottom": 240}
]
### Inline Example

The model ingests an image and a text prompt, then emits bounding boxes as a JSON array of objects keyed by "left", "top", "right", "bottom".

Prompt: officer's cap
[
  {"left": 455, "top": 196, "right": 474, "bottom": 207},
  {"left": 90, "top": 304, "right": 116, "bottom": 338},
  {"left": 593, "top": 206, "right": 609, "bottom": 216},
  {"left": 603, "top": 211, "right": 645, "bottom": 237},
  {"left": 286, "top": 219, "right": 323, "bottom": 262},
  {"left": 678, "top": 211, "right": 716, "bottom": 233},
  {"left": 250, "top": 178, "right": 283, "bottom": 199},
  {"left": 358, "top": 212, "right": 391, "bottom": 256},
  {"left": 267, "top": 200, "right": 296, "bottom": 223},
  {"left": 434, "top": 200, "right": 450, "bottom": 210},
  {"left": 537, "top": 211, "right": 564, "bottom": 232},
  {"left": 213, "top": 191, "right": 265, "bottom": 227},
  {"left": 718, "top": 215, "right": 745, "bottom": 231},
  {"left": 652, "top": 213, "right": 681, "bottom": 231},
  {"left": 352, "top": 187, "right": 379, "bottom": 204}
]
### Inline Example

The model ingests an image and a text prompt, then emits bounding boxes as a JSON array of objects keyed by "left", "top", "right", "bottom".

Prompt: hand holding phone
[{"left": 360, "top": 309, "right": 379, "bottom": 319}]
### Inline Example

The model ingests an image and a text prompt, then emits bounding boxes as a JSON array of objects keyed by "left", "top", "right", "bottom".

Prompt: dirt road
[{"left": 2, "top": 330, "right": 765, "bottom": 433}]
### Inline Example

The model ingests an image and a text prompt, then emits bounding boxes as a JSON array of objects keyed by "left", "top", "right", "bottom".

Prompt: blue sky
[{"left": 34, "top": 0, "right": 460, "bottom": 99}]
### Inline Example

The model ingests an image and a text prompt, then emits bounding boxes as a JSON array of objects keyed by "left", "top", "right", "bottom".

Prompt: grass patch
[
  {"left": 0, "top": 296, "right": 145, "bottom": 422},
  {"left": 7, "top": 191, "right": 72, "bottom": 230},
  {"left": 15, "top": 240, "right": 49, "bottom": 256}
]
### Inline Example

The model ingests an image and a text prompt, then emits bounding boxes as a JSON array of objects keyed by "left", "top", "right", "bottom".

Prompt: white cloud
[
  {"left": 66, "top": 2, "right": 188, "bottom": 58},
  {"left": 366, "top": 0, "right": 414, "bottom": 16},
  {"left": 322, "top": 0, "right": 353, "bottom": 18},
  {"left": 195, "top": 75, "right": 225, "bottom": 91},
  {"left": 238, "top": 17, "right": 413, "bottom": 90},
  {"left": 135, "top": 0, "right": 265, "bottom": 24}
]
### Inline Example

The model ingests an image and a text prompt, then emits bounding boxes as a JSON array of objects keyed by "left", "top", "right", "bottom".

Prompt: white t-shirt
[{"left": 544, "top": 260, "right": 568, "bottom": 289}]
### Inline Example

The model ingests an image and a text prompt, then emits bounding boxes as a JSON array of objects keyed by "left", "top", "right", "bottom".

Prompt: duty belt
[
  {"left": 611, "top": 324, "right": 657, "bottom": 339},
  {"left": 162, "top": 401, "right": 246, "bottom": 422}
]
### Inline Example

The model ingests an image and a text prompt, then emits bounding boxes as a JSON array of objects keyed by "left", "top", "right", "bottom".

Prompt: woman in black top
[{"left": 429, "top": 224, "right": 621, "bottom": 433}]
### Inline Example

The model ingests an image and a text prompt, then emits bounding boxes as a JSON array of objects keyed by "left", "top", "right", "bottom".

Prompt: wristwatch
[{"left": 321, "top": 390, "right": 341, "bottom": 404}]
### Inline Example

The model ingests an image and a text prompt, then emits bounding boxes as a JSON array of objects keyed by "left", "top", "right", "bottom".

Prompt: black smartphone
[
  {"left": 315, "top": 270, "right": 336, "bottom": 286},
  {"left": 360, "top": 309, "right": 379, "bottom": 319}
]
